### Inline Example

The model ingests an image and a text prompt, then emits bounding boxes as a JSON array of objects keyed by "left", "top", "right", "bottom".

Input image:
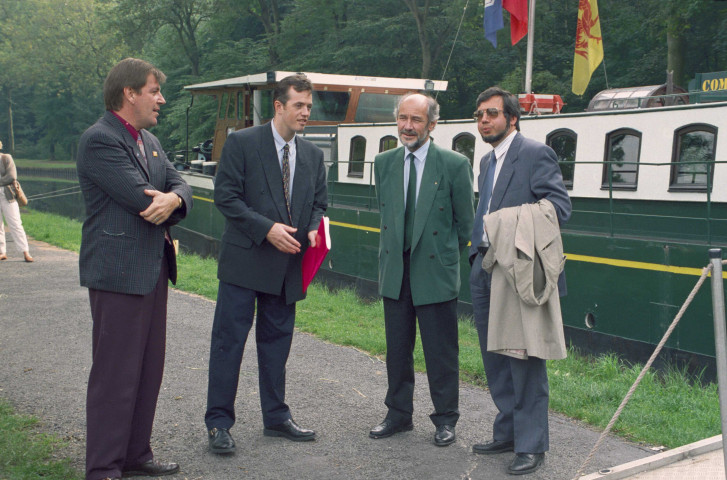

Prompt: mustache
[{"left": 400, "top": 129, "right": 418, "bottom": 136}]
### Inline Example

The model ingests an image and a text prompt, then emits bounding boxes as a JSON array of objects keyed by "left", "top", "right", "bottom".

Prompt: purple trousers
[{"left": 85, "top": 261, "right": 168, "bottom": 480}]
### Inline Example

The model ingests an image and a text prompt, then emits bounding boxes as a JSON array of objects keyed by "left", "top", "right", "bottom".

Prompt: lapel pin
[{"left": 152, "top": 151, "right": 158, "bottom": 157}]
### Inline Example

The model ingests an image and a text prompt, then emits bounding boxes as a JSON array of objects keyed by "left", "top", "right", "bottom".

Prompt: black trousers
[
  {"left": 86, "top": 260, "right": 169, "bottom": 480},
  {"left": 382, "top": 253, "right": 460, "bottom": 426},
  {"left": 205, "top": 280, "right": 296, "bottom": 429}
]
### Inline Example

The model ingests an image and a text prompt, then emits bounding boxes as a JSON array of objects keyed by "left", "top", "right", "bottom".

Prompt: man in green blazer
[{"left": 370, "top": 93, "right": 474, "bottom": 447}]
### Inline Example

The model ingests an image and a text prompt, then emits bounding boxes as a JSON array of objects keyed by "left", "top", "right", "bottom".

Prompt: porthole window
[
  {"left": 452, "top": 133, "right": 475, "bottom": 167},
  {"left": 348, "top": 136, "right": 366, "bottom": 178},
  {"left": 669, "top": 124, "right": 717, "bottom": 192},
  {"left": 602, "top": 128, "right": 641, "bottom": 191},
  {"left": 379, "top": 135, "right": 397, "bottom": 153},
  {"left": 546, "top": 129, "right": 576, "bottom": 189}
]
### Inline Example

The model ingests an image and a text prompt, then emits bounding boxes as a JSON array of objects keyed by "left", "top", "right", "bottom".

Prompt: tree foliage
[{"left": 1, "top": 0, "right": 725, "bottom": 159}]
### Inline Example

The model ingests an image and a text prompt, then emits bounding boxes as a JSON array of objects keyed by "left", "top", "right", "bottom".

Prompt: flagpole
[{"left": 524, "top": 0, "right": 536, "bottom": 94}]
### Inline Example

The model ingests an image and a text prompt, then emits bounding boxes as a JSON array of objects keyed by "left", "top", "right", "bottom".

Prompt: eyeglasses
[{"left": 473, "top": 108, "right": 504, "bottom": 120}]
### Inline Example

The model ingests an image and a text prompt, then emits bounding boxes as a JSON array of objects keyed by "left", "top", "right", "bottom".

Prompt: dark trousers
[
  {"left": 205, "top": 280, "right": 296, "bottom": 429},
  {"left": 470, "top": 253, "right": 549, "bottom": 454},
  {"left": 382, "top": 254, "right": 460, "bottom": 426},
  {"left": 86, "top": 260, "right": 168, "bottom": 480}
]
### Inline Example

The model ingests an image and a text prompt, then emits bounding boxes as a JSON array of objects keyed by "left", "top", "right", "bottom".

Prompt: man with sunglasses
[{"left": 468, "top": 87, "right": 571, "bottom": 475}]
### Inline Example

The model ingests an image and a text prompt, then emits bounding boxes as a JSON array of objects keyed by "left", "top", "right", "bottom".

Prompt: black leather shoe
[
  {"left": 434, "top": 424, "right": 456, "bottom": 446},
  {"left": 208, "top": 427, "right": 235, "bottom": 454},
  {"left": 122, "top": 458, "right": 179, "bottom": 477},
  {"left": 264, "top": 418, "right": 316, "bottom": 442},
  {"left": 472, "top": 439, "right": 515, "bottom": 454},
  {"left": 369, "top": 419, "right": 414, "bottom": 439},
  {"left": 507, "top": 453, "right": 545, "bottom": 475}
]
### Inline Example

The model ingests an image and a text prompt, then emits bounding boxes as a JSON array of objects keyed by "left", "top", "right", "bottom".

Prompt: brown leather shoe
[
  {"left": 121, "top": 458, "right": 179, "bottom": 477},
  {"left": 23, "top": 252, "right": 33, "bottom": 262},
  {"left": 0, "top": 254, "right": 7, "bottom": 260}
]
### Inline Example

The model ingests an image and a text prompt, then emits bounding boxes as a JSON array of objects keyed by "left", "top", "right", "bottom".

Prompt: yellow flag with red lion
[{"left": 572, "top": 0, "right": 603, "bottom": 95}]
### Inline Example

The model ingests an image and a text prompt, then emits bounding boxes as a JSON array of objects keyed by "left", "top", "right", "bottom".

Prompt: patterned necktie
[
  {"left": 404, "top": 153, "right": 417, "bottom": 252},
  {"left": 282, "top": 143, "right": 292, "bottom": 223},
  {"left": 137, "top": 137, "right": 147, "bottom": 166}
]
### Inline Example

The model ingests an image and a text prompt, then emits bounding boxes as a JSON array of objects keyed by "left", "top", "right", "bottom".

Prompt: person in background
[
  {"left": 468, "top": 86, "right": 571, "bottom": 476},
  {"left": 205, "top": 73, "right": 327, "bottom": 455},
  {"left": 76, "top": 58, "right": 192, "bottom": 480},
  {"left": 370, "top": 92, "right": 474, "bottom": 447},
  {"left": 0, "top": 140, "right": 33, "bottom": 263}
]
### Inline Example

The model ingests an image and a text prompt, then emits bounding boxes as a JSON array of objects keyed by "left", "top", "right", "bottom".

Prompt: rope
[
  {"left": 26, "top": 190, "right": 83, "bottom": 201},
  {"left": 436, "top": 0, "right": 470, "bottom": 100},
  {"left": 572, "top": 261, "right": 718, "bottom": 479},
  {"left": 25, "top": 185, "right": 82, "bottom": 200}
]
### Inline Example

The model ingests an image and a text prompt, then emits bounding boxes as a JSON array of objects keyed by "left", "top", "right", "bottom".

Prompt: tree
[{"left": 110, "top": 0, "right": 214, "bottom": 76}]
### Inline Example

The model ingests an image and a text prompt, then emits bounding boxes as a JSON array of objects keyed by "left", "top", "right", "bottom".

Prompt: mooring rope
[
  {"left": 572, "top": 259, "right": 727, "bottom": 479},
  {"left": 24, "top": 185, "right": 82, "bottom": 201}
]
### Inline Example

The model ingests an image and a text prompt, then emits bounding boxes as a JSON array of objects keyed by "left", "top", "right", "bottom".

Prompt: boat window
[
  {"left": 602, "top": 128, "right": 641, "bottom": 191},
  {"left": 380, "top": 135, "right": 398, "bottom": 152},
  {"left": 259, "top": 89, "right": 274, "bottom": 121},
  {"left": 452, "top": 133, "right": 475, "bottom": 167},
  {"left": 669, "top": 124, "right": 717, "bottom": 192},
  {"left": 355, "top": 93, "right": 401, "bottom": 123},
  {"left": 348, "top": 136, "right": 366, "bottom": 178},
  {"left": 546, "top": 129, "right": 577, "bottom": 189},
  {"left": 218, "top": 93, "right": 229, "bottom": 119},
  {"left": 310, "top": 91, "right": 350, "bottom": 122}
]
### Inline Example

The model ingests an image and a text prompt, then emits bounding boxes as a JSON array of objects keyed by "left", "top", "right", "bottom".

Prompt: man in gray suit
[
  {"left": 468, "top": 87, "right": 571, "bottom": 475},
  {"left": 77, "top": 58, "right": 192, "bottom": 480},
  {"left": 205, "top": 74, "right": 327, "bottom": 454}
]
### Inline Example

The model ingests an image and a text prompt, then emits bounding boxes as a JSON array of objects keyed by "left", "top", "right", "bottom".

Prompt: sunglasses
[{"left": 473, "top": 108, "right": 504, "bottom": 120}]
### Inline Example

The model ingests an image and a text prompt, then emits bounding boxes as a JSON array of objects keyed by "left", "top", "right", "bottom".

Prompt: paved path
[{"left": 0, "top": 239, "right": 654, "bottom": 479}]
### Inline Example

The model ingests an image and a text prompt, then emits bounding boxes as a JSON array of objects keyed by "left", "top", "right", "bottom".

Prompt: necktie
[
  {"left": 282, "top": 144, "right": 292, "bottom": 223},
  {"left": 404, "top": 153, "right": 417, "bottom": 252},
  {"left": 136, "top": 137, "right": 147, "bottom": 166},
  {"left": 470, "top": 152, "right": 497, "bottom": 251}
]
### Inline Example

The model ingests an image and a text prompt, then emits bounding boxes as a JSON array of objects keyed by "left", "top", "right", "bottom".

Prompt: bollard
[{"left": 709, "top": 248, "right": 727, "bottom": 479}]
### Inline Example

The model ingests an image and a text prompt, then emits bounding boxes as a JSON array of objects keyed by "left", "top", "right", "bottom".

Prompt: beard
[
  {"left": 399, "top": 128, "right": 428, "bottom": 151},
  {"left": 481, "top": 128, "right": 508, "bottom": 145}
]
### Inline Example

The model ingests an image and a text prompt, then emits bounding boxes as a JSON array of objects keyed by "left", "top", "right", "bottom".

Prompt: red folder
[{"left": 302, "top": 216, "right": 331, "bottom": 292}]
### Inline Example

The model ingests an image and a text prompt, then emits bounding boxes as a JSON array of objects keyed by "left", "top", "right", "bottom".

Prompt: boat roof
[
  {"left": 588, "top": 84, "right": 689, "bottom": 111},
  {"left": 184, "top": 71, "right": 448, "bottom": 92}
]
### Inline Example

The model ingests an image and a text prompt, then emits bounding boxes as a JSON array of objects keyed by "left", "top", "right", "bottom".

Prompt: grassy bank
[
  {"left": 16, "top": 208, "right": 722, "bottom": 450},
  {"left": 13, "top": 158, "right": 76, "bottom": 170}
]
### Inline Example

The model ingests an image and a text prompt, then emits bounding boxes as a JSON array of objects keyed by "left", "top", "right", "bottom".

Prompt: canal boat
[{"left": 175, "top": 70, "right": 727, "bottom": 377}]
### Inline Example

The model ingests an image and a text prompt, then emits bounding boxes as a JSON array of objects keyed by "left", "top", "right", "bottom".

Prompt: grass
[
  {"left": 14, "top": 208, "right": 724, "bottom": 452},
  {"left": 0, "top": 400, "right": 81, "bottom": 480}
]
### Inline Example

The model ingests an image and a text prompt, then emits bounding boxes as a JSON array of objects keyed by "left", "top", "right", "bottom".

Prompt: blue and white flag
[{"left": 484, "top": 0, "right": 504, "bottom": 47}]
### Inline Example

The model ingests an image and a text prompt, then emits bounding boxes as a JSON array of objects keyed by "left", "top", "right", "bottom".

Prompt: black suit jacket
[
  {"left": 77, "top": 111, "right": 193, "bottom": 295},
  {"left": 214, "top": 123, "right": 327, "bottom": 304}
]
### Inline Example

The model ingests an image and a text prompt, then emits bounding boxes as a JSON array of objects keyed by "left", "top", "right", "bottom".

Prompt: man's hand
[
  {"left": 266, "top": 223, "right": 301, "bottom": 254},
  {"left": 140, "top": 190, "right": 179, "bottom": 225},
  {"left": 308, "top": 230, "right": 318, "bottom": 249}
]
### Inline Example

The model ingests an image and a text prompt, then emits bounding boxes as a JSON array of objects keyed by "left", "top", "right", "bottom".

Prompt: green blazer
[{"left": 375, "top": 142, "right": 474, "bottom": 306}]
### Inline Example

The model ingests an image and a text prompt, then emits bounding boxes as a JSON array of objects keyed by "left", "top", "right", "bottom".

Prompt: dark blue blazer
[
  {"left": 213, "top": 123, "right": 328, "bottom": 304},
  {"left": 77, "top": 111, "right": 193, "bottom": 295}
]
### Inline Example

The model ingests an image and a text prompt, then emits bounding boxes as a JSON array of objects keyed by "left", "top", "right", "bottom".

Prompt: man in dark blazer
[
  {"left": 77, "top": 58, "right": 192, "bottom": 480},
  {"left": 371, "top": 93, "right": 474, "bottom": 447},
  {"left": 205, "top": 74, "right": 327, "bottom": 454},
  {"left": 468, "top": 87, "right": 571, "bottom": 475}
]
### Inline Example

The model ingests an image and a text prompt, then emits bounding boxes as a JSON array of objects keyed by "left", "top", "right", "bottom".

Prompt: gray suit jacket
[
  {"left": 472, "top": 132, "right": 572, "bottom": 293},
  {"left": 214, "top": 123, "right": 327, "bottom": 304},
  {"left": 77, "top": 111, "right": 193, "bottom": 295}
]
